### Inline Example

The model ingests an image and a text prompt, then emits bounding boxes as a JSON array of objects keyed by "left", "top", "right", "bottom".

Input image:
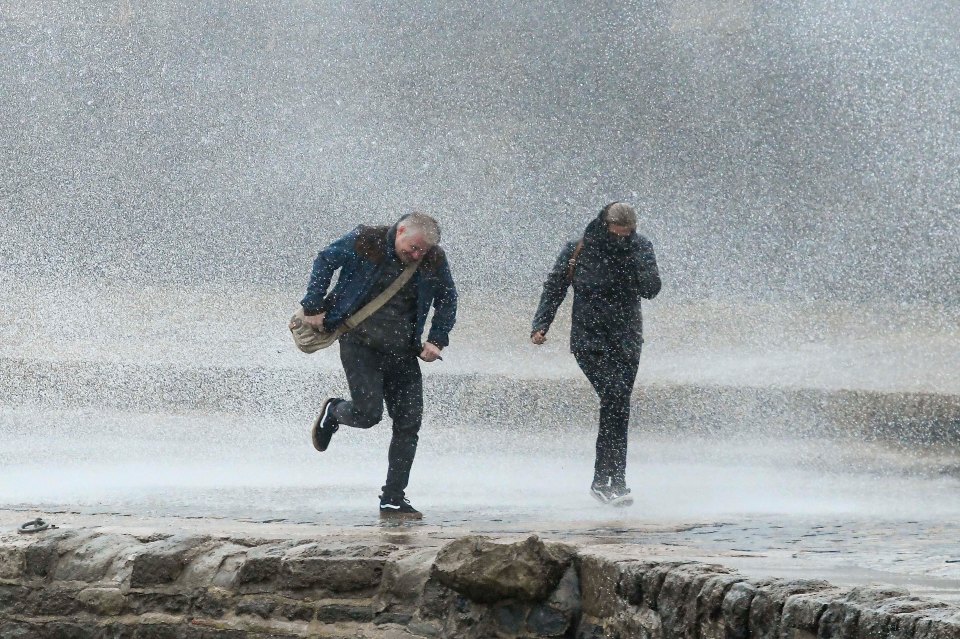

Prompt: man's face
[
  {"left": 607, "top": 223, "right": 633, "bottom": 238},
  {"left": 395, "top": 225, "right": 433, "bottom": 264}
]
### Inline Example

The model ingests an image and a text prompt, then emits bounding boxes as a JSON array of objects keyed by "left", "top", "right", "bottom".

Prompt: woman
[{"left": 531, "top": 202, "right": 661, "bottom": 506}]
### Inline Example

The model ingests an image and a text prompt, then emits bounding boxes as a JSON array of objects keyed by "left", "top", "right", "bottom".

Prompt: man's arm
[
  {"left": 635, "top": 236, "right": 661, "bottom": 300},
  {"left": 531, "top": 241, "right": 576, "bottom": 336},
  {"left": 300, "top": 227, "right": 360, "bottom": 315},
  {"left": 426, "top": 257, "right": 458, "bottom": 349}
]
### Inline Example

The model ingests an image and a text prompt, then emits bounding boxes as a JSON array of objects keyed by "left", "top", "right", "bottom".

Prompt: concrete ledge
[{"left": 1, "top": 528, "right": 959, "bottom": 638}]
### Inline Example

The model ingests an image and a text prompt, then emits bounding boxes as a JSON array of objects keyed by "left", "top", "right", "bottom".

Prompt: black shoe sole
[
  {"left": 590, "top": 488, "right": 610, "bottom": 505},
  {"left": 312, "top": 399, "right": 338, "bottom": 452}
]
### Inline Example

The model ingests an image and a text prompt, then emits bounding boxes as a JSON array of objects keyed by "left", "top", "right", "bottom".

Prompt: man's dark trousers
[
  {"left": 574, "top": 348, "right": 640, "bottom": 488},
  {"left": 336, "top": 339, "right": 423, "bottom": 499}
]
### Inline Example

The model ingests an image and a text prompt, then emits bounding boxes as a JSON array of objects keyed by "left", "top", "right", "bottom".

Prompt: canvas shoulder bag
[{"left": 289, "top": 261, "right": 419, "bottom": 353}]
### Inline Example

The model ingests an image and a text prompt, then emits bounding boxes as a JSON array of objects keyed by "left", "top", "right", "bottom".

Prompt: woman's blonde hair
[{"left": 604, "top": 202, "right": 637, "bottom": 230}]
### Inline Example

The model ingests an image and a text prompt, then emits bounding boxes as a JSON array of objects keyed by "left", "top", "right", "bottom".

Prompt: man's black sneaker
[
  {"left": 379, "top": 494, "right": 423, "bottom": 520},
  {"left": 590, "top": 482, "right": 613, "bottom": 505},
  {"left": 608, "top": 485, "right": 634, "bottom": 508},
  {"left": 311, "top": 398, "right": 342, "bottom": 452}
]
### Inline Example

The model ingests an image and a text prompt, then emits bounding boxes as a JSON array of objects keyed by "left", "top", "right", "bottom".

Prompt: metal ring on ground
[{"left": 18, "top": 518, "right": 51, "bottom": 534}]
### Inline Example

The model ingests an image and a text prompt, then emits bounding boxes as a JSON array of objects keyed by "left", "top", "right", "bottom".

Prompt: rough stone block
[
  {"left": 375, "top": 547, "right": 437, "bottom": 616},
  {"left": 76, "top": 586, "right": 127, "bottom": 616},
  {"left": 630, "top": 605, "right": 667, "bottom": 638},
  {"left": 749, "top": 579, "right": 832, "bottom": 639},
  {"left": 548, "top": 565, "right": 582, "bottom": 616},
  {"left": 617, "top": 560, "right": 659, "bottom": 607},
  {"left": 858, "top": 601, "right": 949, "bottom": 639},
  {"left": 277, "top": 556, "right": 385, "bottom": 592},
  {"left": 493, "top": 602, "right": 527, "bottom": 635},
  {"left": 0, "top": 545, "right": 27, "bottom": 581},
  {"left": 315, "top": 600, "right": 376, "bottom": 623},
  {"left": 0, "top": 585, "right": 29, "bottom": 614},
  {"left": 881, "top": 598, "right": 950, "bottom": 616},
  {"left": 860, "top": 610, "right": 922, "bottom": 639},
  {"left": 23, "top": 585, "right": 83, "bottom": 617},
  {"left": 375, "top": 611, "right": 414, "bottom": 626},
  {"left": 414, "top": 578, "right": 456, "bottom": 621},
  {"left": 275, "top": 600, "right": 316, "bottom": 622},
  {"left": 578, "top": 554, "right": 620, "bottom": 619},
  {"left": 876, "top": 598, "right": 954, "bottom": 639},
  {"left": 657, "top": 563, "right": 731, "bottom": 638},
  {"left": 432, "top": 535, "right": 574, "bottom": 603},
  {"left": 579, "top": 554, "right": 660, "bottom": 618},
  {"left": 815, "top": 587, "right": 933, "bottom": 639},
  {"left": 53, "top": 533, "right": 140, "bottom": 583},
  {"left": 818, "top": 599, "right": 861, "bottom": 639},
  {"left": 128, "top": 535, "right": 212, "bottom": 588},
  {"left": 528, "top": 604, "right": 570, "bottom": 637},
  {"left": 642, "top": 561, "right": 691, "bottom": 611},
  {"left": 178, "top": 542, "right": 249, "bottom": 589},
  {"left": 193, "top": 587, "right": 232, "bottom": 618},
  {"left": 234, "top": 544, "right": 287, "bottom": 587},
  {"left": 0, "top": 620, "right": 33, "bottom": 639},
  {"left": 697, "top": 574, "right": 744, "bottom": 639},
  {"left": 913, "top": 611, "right": 960, "bottom": 639},
  {"left": 779, "top": 589, "right": 844, "bottom": 639},
  {"left": 722, "top": 582, "right": 758, "bottom": 639},
  {"left": 126, "top": 590, "right": 194, "bottom": 615},
  {"left": 235, "top": 596, "right": 276, "bottom": 619},
  {"left": 22, "top": 530, "right": 80, "bottom": 578}
]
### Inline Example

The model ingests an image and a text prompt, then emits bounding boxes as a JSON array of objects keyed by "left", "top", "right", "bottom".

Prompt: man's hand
[
  {"left": 531, "top": 330, "right": 547, "bottom": 345},
  {"left": 419, "top": 342, "right": 442, "bottom": 362},
  {"left": 302, "top": 312, "right": 326, "bottom": 329}
]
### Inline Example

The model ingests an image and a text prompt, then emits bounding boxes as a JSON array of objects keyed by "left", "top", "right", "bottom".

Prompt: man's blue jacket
[{"left": 300, "top": 224, "right": 457, "bottom": 348}]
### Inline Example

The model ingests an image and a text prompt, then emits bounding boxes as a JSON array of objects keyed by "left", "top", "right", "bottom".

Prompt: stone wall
[{"left": 1, "top": 529, "right": 958, "bottom": 638}]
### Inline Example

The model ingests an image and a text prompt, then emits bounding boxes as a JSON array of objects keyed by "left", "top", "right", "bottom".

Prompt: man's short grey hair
[
  {"left": 604, "top": 202, "right": 637, "bottom": 230},
  {"left": 399, "top": 212, "right": 441, "bottom": 245}
]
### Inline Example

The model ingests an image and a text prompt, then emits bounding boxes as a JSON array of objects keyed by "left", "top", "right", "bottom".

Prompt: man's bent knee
[{"left": 345, "top": 404, "right": 383, "bottom": 429}]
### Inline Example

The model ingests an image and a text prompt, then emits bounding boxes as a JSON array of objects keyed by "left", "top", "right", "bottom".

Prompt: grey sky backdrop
[{"left": 2, "top": 1, "right": 958, "bottom": 302}]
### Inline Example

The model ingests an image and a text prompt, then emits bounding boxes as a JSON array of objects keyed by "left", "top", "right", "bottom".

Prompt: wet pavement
[{"left": 2, "top": 406, "right": 959, "bottom": 601}]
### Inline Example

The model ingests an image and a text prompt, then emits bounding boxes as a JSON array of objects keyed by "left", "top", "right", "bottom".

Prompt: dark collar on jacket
[{"left": 355, "top": 224, "right": 395, "bottom": 265}]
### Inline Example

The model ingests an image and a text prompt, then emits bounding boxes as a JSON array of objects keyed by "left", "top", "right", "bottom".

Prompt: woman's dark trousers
[
  {"left": 574, "top": 348, "right": 640, "bottom": 488},
  {"left": 335, "top": 339, "right": 423, "bottom": 499}
]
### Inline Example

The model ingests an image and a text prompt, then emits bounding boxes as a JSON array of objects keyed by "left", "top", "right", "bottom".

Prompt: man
[
  {"left": 300, "top": 212, "right": 457, "bottom": 519},
  {"left": 531, "top": 202, "right": 661, "bottom": 507}
]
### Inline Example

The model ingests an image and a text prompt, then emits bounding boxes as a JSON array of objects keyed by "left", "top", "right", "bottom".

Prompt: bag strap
[
  {"left": 566, "top": 240, "right": 584, "bottom": 283},
  {"left": 342, "top": 261, "right": 420, "bottom": 331}
]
